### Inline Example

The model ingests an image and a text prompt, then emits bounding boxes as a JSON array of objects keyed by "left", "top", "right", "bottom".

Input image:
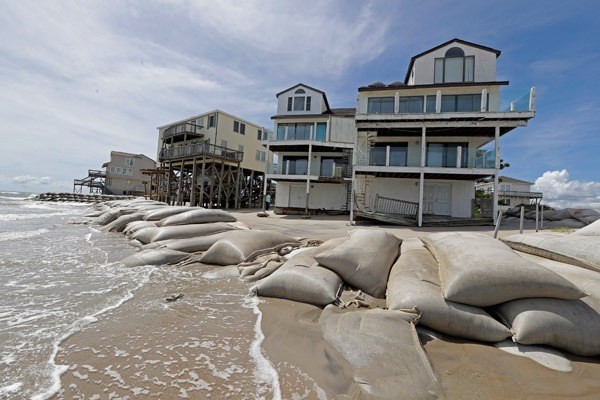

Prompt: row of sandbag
[
  {"left": 252, "top": 228, "right": 600, "bottom": 357},
  {"left": 86, "top": 200, "right": 301, "bottom": 268},
  {"left": 504, "top": 206, "right": 599, "bottom": 229},
  {"left": 501, "top": 218, "right": 600, "bottom": 272},
  {"left": 33, "top": 192, "right": 135, "bottom": 203}
]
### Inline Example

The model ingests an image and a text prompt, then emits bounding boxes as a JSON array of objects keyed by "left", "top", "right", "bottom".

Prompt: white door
[
  {"left": 289, "top": 184, "right": 306, "bottom": 208},
  {"left": 424, "top": 183, "right": 452, "bottom": 216}
]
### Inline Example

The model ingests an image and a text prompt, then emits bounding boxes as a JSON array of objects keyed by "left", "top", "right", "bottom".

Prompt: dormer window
[
  {"left": 287, "top": 88, "right": 312, "bottom": 111},
  {"left": 434, "top": 47, "right": 474, "bottom": 83}
]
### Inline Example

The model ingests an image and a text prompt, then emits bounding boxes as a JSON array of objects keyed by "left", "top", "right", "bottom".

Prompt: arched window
[
  {"left": 445, "top": 47, "right": 465, "bottom": 58},
  {"left": 435, "top": 47, "right": 474, "bottom": 83},
  {"left": 295, "top": 88, "right": 306, "bottom": 94},
  {"left": 287, "top": 88, "right": 312, "bottom": 112}
]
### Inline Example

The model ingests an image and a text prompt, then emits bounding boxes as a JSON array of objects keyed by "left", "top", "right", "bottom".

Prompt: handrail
[
  {"left": 374, "top": 194, "right": 419, "bottom": 219},
  {"left": 159, "top": 142, "right": 243, "bottom": 163},
  {"left": 162, "top": 122, "right": 204, "bottom": 139}
]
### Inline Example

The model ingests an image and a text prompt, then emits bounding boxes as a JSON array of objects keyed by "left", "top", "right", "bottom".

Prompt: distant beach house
[
  {"left": 352, "top": 38, "right": 536, "bottom": 226},
  {"left": 265, "top": 84, "right": 356, "bottom": 214},
  {"left": 476, "top": 175, "right": 543, "bottom": 210},
  {"left": 102, "top": 151, "right": 155, "bottom": 196},
  {"left": 154, "top": 110, "right": 273, "bottom": 208}
]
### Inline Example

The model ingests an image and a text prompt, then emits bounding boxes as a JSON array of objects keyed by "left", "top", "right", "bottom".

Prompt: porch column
[
  {"left": 262, "top": 144, "right": 269, "bottom": 211},
  {"left": 493, "top": 126, "right": 500, "bottom": 224},
  {"left": 418, "top": 126, "right": 427, "bottom": 227},
  {"left": 190, "top": 158, "right": 197, "bottom": 206},
  {"left": 349, "top": 131, "right": 359, "bottom": 224},
  {"left": 305, "top": 143, "right": 312, "bottom": 215}
]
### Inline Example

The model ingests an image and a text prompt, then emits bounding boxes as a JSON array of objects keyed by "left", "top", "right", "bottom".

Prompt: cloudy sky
[{"left": 0, "top": 0, "right": 598, "bottom": 208}]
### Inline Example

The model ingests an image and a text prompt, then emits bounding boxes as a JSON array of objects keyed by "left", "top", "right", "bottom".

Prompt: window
[
  {"left": 238, "top": 145, "right": 244, "bottom": 153},
  {"left": 315, "top": 122, "right": 327, "bottom": 141},
  {"left": 208, "top": 114, "right": 215, "bottom": 128},
  {"left": 398, "top": 96, "right": 424, "bottom": 113},
  {"left": 257, "top": 129, "right": 263, "bottom": 141},
  {"left": 260, "top": 151, "right": 266, "bottom": 162},
  {"left": 367, "top": 97, "right": 394, "bottom": 114},
  {"left": 125, "top": 158, "right": 134, "bottom": 166},
  {"left": 426, "top": 143, "right": 468, "bottom": 168},
  {"left": 233, "top": 121, "right": 239, "bottom": 132},
  {"left": 221, "top": 139, "right": 228, "bottom": 148},
  {"left": 369, "top": 143, "right": 408, "bottom": 166},
  {"left": 287, "top": 90, "right": 312, "bottom": 112},
  {"left": 277, "top": 123, "right": 313, "bottom": 140},
  {"left": 440, "top": 94, "right": 483, "bottom": 112},
  {"left": 320, "top": 157, "right": 346, "bottom": 177},
  {"left": 110, "top": 166, "right": 115, "bottom": 173},
  {"left": 434, "top": 47, "right": 475, "bottom": 83},
  {"left": 426, "top": 95, "right": 436, "bottom": 112},
  {"left": 282, "top": 156, "right": 308, "bottom": 175},
  {"left": 240, "top": 123, "right": 245, "bottom": 135},
  {"left": 256, "top": 149, "right": 261, "bottom": 161}
]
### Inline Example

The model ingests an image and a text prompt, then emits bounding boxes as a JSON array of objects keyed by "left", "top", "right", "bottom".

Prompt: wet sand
[{"left": 54, "top": 210, "right": 600, "bottom": 399}]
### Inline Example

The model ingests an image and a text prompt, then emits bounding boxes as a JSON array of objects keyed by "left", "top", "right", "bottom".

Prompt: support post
[
  {"left": 234, "top": 165, "right": 241, "bottom": 209},
  {"left": 199, "top": 156, "right": 206, "bottom": 208},
  {"left": 418, "top": 127, "right": 426, "bottom": 227},
  {"left": 535, "top": 200, "right": 539, "bottom": 232},
  {"left": 519, "top": 206, "right": 525, "bottom": 234},
  {"left": 493, "top": 126, "right": 500, "bottom": 224},
  {"left": 493, "top": 209, "right": 503, "bottom": 239},
  {"left": 540, "top": 202, "right": 544, "bottom": 230},
  {"left": 177, "top": 161, "right": 185, "bottom": 206},
  {"left": 305, "top": 143, "right": 313, "bottom": 215},
  {"left": 217, "top": 160, "right": 225, "bottom": 208},
  {"left": 190, "top": 159, "right": 197, "bottom": 206}
]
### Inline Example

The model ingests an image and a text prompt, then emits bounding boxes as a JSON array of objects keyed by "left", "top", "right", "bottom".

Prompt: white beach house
[
  {"left": 352, "top": 38, "right": 535, "bottom": 226},
  {"left": 265, "top": 84, "right": 356, "bottom": 213}
]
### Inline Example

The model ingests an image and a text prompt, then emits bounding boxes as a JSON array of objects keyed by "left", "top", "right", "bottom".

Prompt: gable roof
[
  {"left": 404, "top": 38, "right": 502, "bottom": 84},
  {"left": 275, "top": 83, "right": 331, "bottom": 112}
]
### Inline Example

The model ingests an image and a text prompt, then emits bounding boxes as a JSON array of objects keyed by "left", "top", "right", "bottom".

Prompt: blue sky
[{"left": 0, "top": 0, "right": 598, "bottom": 207}]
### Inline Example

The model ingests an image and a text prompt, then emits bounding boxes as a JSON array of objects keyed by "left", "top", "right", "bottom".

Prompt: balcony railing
[
  {"left": 266, "top": 162, "right": 351, "bottom": 178},
  {"left": 159, "top": 142, "right": 243, "bottom": 163},
  {"left": 162, "top": 122, "right": 204, "bottom": 140}
]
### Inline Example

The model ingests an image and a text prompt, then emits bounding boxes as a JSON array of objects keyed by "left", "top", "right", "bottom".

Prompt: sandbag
[
  {"left": 573, "top": 218, "right": 600, "bottom": 236},
  {"left": 315, "top": 229, "right": 401, "bottom": 298},
  {"left": 157, "top": 209, "right": 236, "bottom": 226},
  {"left": 123, "top": 221, "right": 158, "bottom": 236},
  {"left": 544, "top": 219, "right": 585, "bottom": 229},
  {"left": 387, "top": 238, "right": 510, "bottom": 342},
  {"left": 542, "top": 209, "right": 573, "bottom": 222},
  {"left": 120, "top": 248, "right": 189, "bottom": 267},
  {"left": 569, "top": 208, "right": 600, "bottom": 225},
  {"left": 91, "top": 208, "right": 136, "bottom": 226},
  {"left": 423, "top": 232, "right": 584, "bottom": 307},
  {"left": 319, "top": 306, "right": 442, "bottom": 399},
  {"left": 132, "top": 222, "right": 237, "bottom": 244},
  {"left": 101, "top": 213, "right": 146, "bottom": 233},
  {"left": 143, "top": 206, "right": 194, "bottom": 221},
  {"left": 199, "top": 230, "right": 301, "bottom": 266},
  {"left": 502, "top": 233, "right": 600, "bottom": 272},
  {"left": 496, "top": 298, "right": 600, "bottom": 357},
  {"left": 252, "top": 239, "right": 345, "bottom": 306},
  {"left": 161, "top": 232, "right": 231, "bottom": 253}
]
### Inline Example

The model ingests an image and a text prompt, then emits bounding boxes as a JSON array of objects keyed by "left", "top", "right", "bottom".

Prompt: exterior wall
[
  {"left": 411, "top": 43, "right": 497, "bottom": 85},
  {"left": 329, "top": 116, "right": 356, "bottom": 143},
  {"left": 276, "top": 86, "right": 328, "bottom": 116},
  {"left": 275, "top": 181, "right": 348, "bottom": 210},
  {"left": 105, "top": 153, "right": 155, "bottom": 195},
  {"left": 356, "top": 85, "right": 501, "bottom": 115},
  {"left": 362, "top": 176, "right": 474, "bottom": 218}
]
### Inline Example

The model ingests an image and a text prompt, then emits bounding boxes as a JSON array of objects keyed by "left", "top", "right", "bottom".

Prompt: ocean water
[{"left": 0, "top": 191, "right": 281, "bottom": 399}]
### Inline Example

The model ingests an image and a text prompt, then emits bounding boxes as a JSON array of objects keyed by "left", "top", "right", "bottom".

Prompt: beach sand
[{"left": 53, "top": 210, "right": 600, "bottom": 399}]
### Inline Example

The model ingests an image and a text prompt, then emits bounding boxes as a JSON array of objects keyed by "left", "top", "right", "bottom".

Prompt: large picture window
[
  {"left": 282, "top": 156, "right": 308, "bottom": 175},
  {"left": 398, "top": 96, "right": 424, "bottom": 113},
  {"left": 434, "top": 47, "right": 475, "bottom": 83},
  {"left": 426, "top": 143, "right": 468, "bottom": 168},
  {"left": 367, "top": 97, "right": 394, "bottom": 114}
]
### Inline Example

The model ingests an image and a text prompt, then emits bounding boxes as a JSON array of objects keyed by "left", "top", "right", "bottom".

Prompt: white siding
[
  {"left": 275, "top": 181, "right": 348, "bottom": 211},
  {"left": 411, "top": 43, "right": 497, "bottom": 85},
  {"left": 328, "top": 116, "right": 356, "bottom": 144},
  {"left": 276, "top": 86, "right": 327, "bottom": 115}
]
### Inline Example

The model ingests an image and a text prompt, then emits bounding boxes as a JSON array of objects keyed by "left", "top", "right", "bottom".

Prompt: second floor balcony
[
  {"left": 159, "top": 142, "right": 243, "bottom": 163},
  {"left": 161, "top": 122, "right": 205, "bottom": 142},
  {"left": 266, "top": 159, "right": 351, "bottom": 180}
]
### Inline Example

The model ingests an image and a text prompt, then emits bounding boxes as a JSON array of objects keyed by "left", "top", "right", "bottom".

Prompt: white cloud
[
  {"left": 0, "top": 175, "right": 71, "bottom": 193},
  {"left": 533, "top": 170, "right": 600, "bottom": 210}
]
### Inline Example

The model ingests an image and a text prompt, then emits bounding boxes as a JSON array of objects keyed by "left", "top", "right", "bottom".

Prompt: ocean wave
[
  {"left": 0, "top": 228, "right": 49, "bottom": 242},
  {"left": 0, "top": 212, "right": 71, "bottom": 221}
]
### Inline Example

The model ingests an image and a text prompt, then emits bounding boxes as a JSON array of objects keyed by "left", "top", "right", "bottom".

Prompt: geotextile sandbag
[
  {"left": 543, "top": 219, "right": 585, "bottom": 229},
  {"left": 314, "top": 229, "right": 401, "bottom": 298},
  {"left": 157, "top": 209, "right": 236, "bottom": 226},
  {"left": 199, "top": 230, "right": 301, "bottom": 265},
  {"left": 542, "top": 209, "right": 573, "bottom": 222},
  {"left": 132, "top": 222, "right": 237, "bottom": 244},
  {"left": 160, "top": 232, "right": 231, "bottom": 253},
  {"left": 569, "top": 208, "right": 600, "bottom": 225},
  {"left": 502, "top": 233, "right": 600, "bottom": 272},
  {"left": 123, "top": 221, "right": 158, "bottom": 236},
  {"left": 387, "top": 238, "right": 510, "bottom": 342},
  {"left": 91, "top": 208, "right": 136, "bottom": 226},
  {"left": 573, "top": 219, "right": 600, "bottom": 236},
  {"left": 120, "top": 248, "right": 189, "bottom": 267},
  {"left": 252, "top": 239, "right": 345, "bottom": 307},
  {"left": 423, "top": 232, "right": 584, "bottom": 307},
  {"left": 143, "top": 206, "right": 194, "bottom": 221},
  {"left": 319, "top": 306, "right": 442, "bottom": 399},
  {"left": 101, "top": 212, "right": 146, "bottom": 233},
  {"left": 496, "top": 297, "right": 600, "bottom": 357}
]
